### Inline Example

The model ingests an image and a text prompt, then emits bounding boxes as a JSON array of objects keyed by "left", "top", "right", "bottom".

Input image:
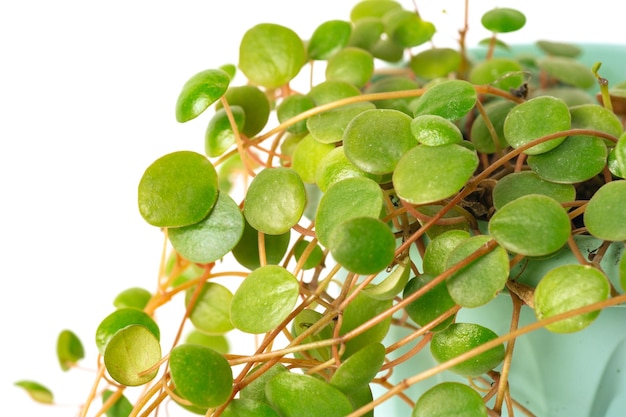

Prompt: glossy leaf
[
  {"left": 307, "top": 102, "right": 376, "bottom": 144},
  {"left": 266, "top": 373, "right": 353, "bottom": 417},
  {"left": 15, "top": 381, "right": 54, "bottom": 405},
  {"left": 138, "top": 151, "right": 218, "bottom": 228},
  {"left": 316, "top": 147, "right": 383, "bottom": 192},
  {"left": 492, "top": 171, "right": 576, "bottom": 210},
  {"left": 534, "top": 264, "right": 610, "bottom": 333},
  {"left": 422, "top": 229, "right": 470, "bottom": 276},
  {"left": 113, "top": 287, "right": 152, "bottom": 310},
  {"left": 169, "top": 344, "right": 233, "bottom": 408},
  {"left": 503, "top": 96, "right": 570, "bottom": 155},
  {"left": 410, "top": 48, "right": 461, "bottom": 80},
  {"left": 469, "top": 58, "right": 524, "bottom": 92},
  {"left": 616, "top": 132, "right": 626, "bottom": 177},
  {"left": 329, "top": 216, "right": 396, "bottom": 275},
  {"left": 584, "top": 180, "right": 626, "bottom": 241},
  {"left": 293, "top": 240, "right": 324, "bottom": 270},
  {"left": 414, "top": 205, "right": 471, "bottom": 239},
  {"left": 186, "top": 282, "right": 234, "bottom": 334},
  {"left": 222, "top": 398, "right": 280, "bottom": 417},
  {"left": 243, "top": 167, "right": 306, "bottom": 235},
  {"left": 364, "top": 75, "right": 419, "bottom": 115},
  {"left": 307, "top": 80, "right": 361, "bottom": 105},
  {"left": 103, "top": 325, "right": 161, "bottom": 386},
  {"left": 350, "top": 0, "right": 402, "bottom": 21},
  {"left": 239, "top": 23, "right": 306, "bottom": 89},
  {"left": 340, "top": 291, "right": 392, "bottom": 358},
  {"left": 205, "top": 105, "right": 245, "bottom": 157},
  {"left": 537, "top": 56, "right": 595, "bottom": 89},
  {"left": 291, "top": 134, "right": 335, "bottom": 183},
  {"left": 348, "top": 17, "right": 385, "bottom": 50},
  {"left": 527, "top": 135, "right": 607, "bottom": 183},
  {"left": 410, "top": 114, "right": 463, "bottom": 146},
  {"left": 215, "top": 85, "right": 271, "bottom": 137},
  {"left": 308, "top": 20, "right": 352, "bottom": 60},
  {"left": 230, "top": 265, "right": 299, "bottom": 334},
  {"left": 489, "top": 194, "right": 571, "bottom": 257},
  {"left": 403, "top": 274, "right": 456, "bottom": 332},
  {"left": 570, "top": 103, "right": 624, "bottom": 146},
  {"left": 96, "top": 308, "right": 160, "bottom": 355},
  {"left": 430, "top": 323, "right": 505, "bottom": 376},
  {"left": 276, "top": 94, "right": 315, "bottom": 135},
  {"left": 315, "top": 177, "right": 384, "bottom": 247},
  {"left": 364, "top": 257, "right": 411, "bottom": 300},
  {"left": 343, "top": 108, "right": 416, "bottom": 175},
  {"left": 232, "top": 219, "right": 291, "bottom": 270},
  {"left": 325, "top": 47, "right": 374, "bottom": 88},
  {"left": 291, "top": 309, "right": 333, "bottom": 362},
  {"left": 393, "top": 144, "right": 478, "bottom": 204},
  {"left": 383, "top": 9, "right": 435, "bottom": 48},
  {"left": 57, "top": 329, "right": 84, "bottom": 371},
  {"left": 469, "top": 100, "right": 515, "bottom": 153},
  {"left": 370, "top": 37, "right": 405, "bottom": 62},
  {"left": 330, "top": 342, "right": 386, "bottom": 393},
  {"left": 169, "top": 192, "right": 244, "bottom": 263},
  {"left": 185, "top": 330, "right": 229, "bottom": 354},
  {"left": 445, "top": 236, "right": 509, "bottom": 308},
  {"left": 102, "top": 390, "right": 133, "bottom": 417},
  {"left": 175, "top": 69, "right": 230, "bottom": 123},
  {"left": 240, "top": 363, "right": 288, "bottom": 403},
  {"left": 412, "top": 80, "right": 477, "bottom": 120},
  {"left": 481, "top": 8, "right": 526, "bottom": 33},
  {"left": 412, "top": 382, "right": 487, "bottom": 417}
]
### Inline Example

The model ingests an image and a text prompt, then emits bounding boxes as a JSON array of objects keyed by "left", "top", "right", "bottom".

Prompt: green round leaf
[
  {"left": 103, "top": 325, "right": 161, "bottom": 386},
  {"left": 469, "top": 100, "right": 515, "bottom": 153},
  {"left": 536, "top": 40, "right": 582, "bottom": 58},
  {"left": 169, "top": 192, "right": 244, "bottom": 264},
  {"left": 291, "top": 134, "right": 336, "bottom": 183},
  {"left": 445, "top": 236, "right": 509, "bottom": 308},
  {"left": 222, "top": 398, "right": 280, "bottom": 417},
  {"left": 330, "top": 342, "right": 386, "bottom": 394},
  {"left": 291, "top": 309, "right": 333, "bottom": 362},
  {"left": 412, "top": 382, "right": 487, "bottom": 417},
  {"left": 430, "top": 323, "right": 505, "bottom": 376},
  {"left": 325, "top": 47, "right": 374, "bottom": 88},
  {"left": 175, "top": 69, "right": 230, "bottom": 123},
  {"left": 96, "top": 308, "right": 160, "bottom": 355},
  {"left": 489, "top": 194, "right": 571, "bottom": 257},
  {"left": 370, "top": 37, "right": 405, "bottom": 63},
  {"left": 102, "top": 390, "right": 133, "bottom": 417},
  {"left": 584, "top": 180, "right": 626, "bottom": 241},
  {"left": 348, "top": 17, "right": 385, "bottom": 50},
  {"left": 481, "top": 8, "right": 526, "bottom": 33},
  {"left": 307, "top": 102, "right": 376, "bottom": 144},
  {"left": 343, "top": 108, "right": 416, "bottom": 175},
  {"left": 186, "top": 282, "right": 234, "bottom": 334},
  {"left": 205, "top": 106, "right": 245, "bottom": 157},
  {"left": 570, "top": 103, "right": 624, "bottom": 146},
  {"left": 293, "top": 240, "right": 324, "bottom": 270},
  {"left": 469, "top": 58, "right": 524, "bottom": 92},
  {"left": 315, "top": 177, "right": 385, "bottom": 247},
  {"left": 169, "top": 344, "right": 233, "bottom": 408},
  {"left": 409, "top": 48, "right": 462, "bottom": 80},
  {"left": 537, "top": 56, "right": 595, "bottom": 89},
  {"left": 15, "top": 381, "right": 54, "bottom": 405},
  {"left": 412, "top": 80, "right": 477, "bottom": 120},
  {"left": 307, "top": 80, "right": 361, "bottom": 105},
  {"left": 329, "top": 216, "right": 396, "bottom": 275},
  {"left": 216, "top": 85, "right": 271, "bottom": 137},
  {"left": 230, "top": 265, "right": 299, "bottom": 334},
  {"left": 410, "top": 114, "right": 463, "bottom": 146},
  {"left": 527, "top": 135, "right": 607, "bottom": 183},
  {"left": 232, "top": 219, "right": 291, "bottom": 270},
  {"left": 383, "top": 9, "right": 435, "bottom": 48},
  {"left": 364, "top": 257, "right": 411, "bottom": 300},
  {"left": 241, "top": 363, "right": 288, "bottom": 403},
  {"left": 503, "top": 96, "right": 570, "bottom": 155},
  {"left": 316, "top": 147, "right": 383, "bottom": 192},
  {"left": 492, "top": 171, "right": 576, "bottom": 210},
  {"left": 239, "top": 23, "right": 306, "bottom": 89},
  {"left": 403, "top": 274, "right": 456, "bottom": 332},
  {"left": 266, "top": 372, "right": 354, "bottom": 417},
  {"left": 422, "top": 229, "right": 471, "bottom": 276},
  {"left": 113, "top": 287, "right": 152, "bottom": 310},
  {"left": 393, "top": 143, "right": 478, "bottom": 205},
  {"left": 534, "top": 264, "right": 610, "bottom": 333},
  {"left": 138, "top": 151, "right": 218, "bottom": 228},
  {"left": 340, "top": 291, "right": 392, "bottom": 358},
  {"left": 185, "top": 330, "right": 229, "bottom": 354},
  {"left": 415, "top": 204, "right": 471, "bottom": 239},
  {"left": 308, "top": 20, "right": 352, "bottom": 60},
  {"left": 243, "top": 168, "right": 306, "bottom": 235},
  {"left": 350, "top": 0, "right": 402, "bottom": 21},
  {"left": 57, "top": 329, "right": 84, "bottom": 371},
  {"left": 277, "top": 94, "right": 315, "bottom": 135},
  {"left": 364, "top": 75, "right": 419, "bottom": 115}
]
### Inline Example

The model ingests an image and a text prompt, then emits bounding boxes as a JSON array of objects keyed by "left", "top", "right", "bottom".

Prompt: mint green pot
[{"left": 373, "top": 43, "right": 626, "bottom": 416}]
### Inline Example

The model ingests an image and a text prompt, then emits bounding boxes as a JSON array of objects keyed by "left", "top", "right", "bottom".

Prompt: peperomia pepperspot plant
[{"left": 16, "top": 1, "right": 626, "bottom": 416}]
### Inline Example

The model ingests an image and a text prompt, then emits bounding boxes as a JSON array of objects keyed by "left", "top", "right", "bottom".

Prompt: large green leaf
[
  {"left": 103, "top": 325, "right": 161, "bottom": 386},
  {"left": 96, "top": 308, "right": 160, "bottom": 355},
  {"left": 492, "top": 171, "right": 576, "bottom": 210},
  {"left": 329, "top": 342, "right": 386, "bottom": 394},
  {"left": 584, "top": 180, "right": 626, "bottom": 241},
  {"left": 186, "top": 282, "right": 234, "bottom": 334},
  {"left": 411, "top": 80, "right": 477, "bottom": 120},
  {"left": 175, "top": 69, "right": 230, "bottom": 123}
]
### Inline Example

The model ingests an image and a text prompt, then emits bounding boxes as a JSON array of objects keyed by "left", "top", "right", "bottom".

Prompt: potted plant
[{"left": 16, "top": 0, "right": 626, "bottom": 416}]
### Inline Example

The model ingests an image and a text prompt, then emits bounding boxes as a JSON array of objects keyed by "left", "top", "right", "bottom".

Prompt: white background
[{"left": 1, "top": 1, "right": 623, "bottom": 416}]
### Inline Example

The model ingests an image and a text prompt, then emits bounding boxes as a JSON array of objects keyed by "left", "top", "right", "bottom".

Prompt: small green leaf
[
  {"left": 325, "top": 47, "right": 374, "bottom": 88},
  {"left": 412, "top": 382, "right": 487, "bottom": 417},
  {"left": 537, "top": 56, "right": 596, "bottom": 89},
  {"left": 316, "top": 146, "right": 383, "bottom": 192},
  {"left": 393, "top": 144, "right": 478, "bottom": 205},
  {"left": 584, "top": 180, "right": 626, "bottom": 241},
  {"left": 340, "top": 291, "right": 392, "bottom": 358},
  {"left": 481, "top": 8, "right": 526, "bottom": 33},
  {"left": 489, "top": 194, "right": 571, "bottom": 257},
  {"left": 614, "top": 132, "right": 626, "bottom": 176},
  {"left": 291, "top": 309, "right": 333, "bottom": 362},
  {"left": 350, "top": 0, "right": 402, "bottom": 21},
  {"left": 291, "top": 134, "right": 335, "bottom": 183},
  {"left": 403, "top": 274, "right": 456, "bottom": 332},
  {"left": 222, "top": 398, "right": 280, "bottom": 417},
  {"left": 536, "top": 40, "right": 582, "bottom": 58},
  {"left": 293, "top": 240, "right": 324, "bottom": 270},
  {"left": 364, "top": 75, "right": 419, "bottom": 115},
  {"left": 348, "top": 17, "right": 385, "bottom": 50},
  {"left": 330, "top": 342, "right": 386, "bottom": 394},
  {"left": 492, "top": 171, "right": 576, "bottom": 210},
  {"left": 409, "top": 48, "right": 461, "bottom": 80},
  {"left": 205, "top": 106, "right": 245, "bottom": 157},
  {"left": 57, "top": 329, "right": 84, "bottom": 371},
  {"left": 243, "top": 168, "right": 306, "bottom": 235},
  {"left": 276, "top": 94, "right": 315, "bottom": 135},
  {"left": 469, "top": 100, "right": 515, "bottom": 153},
  {"left": 412, "top": 80, "right": 477, "bottom": 120},
  {"left": 534, "top": 264, "right": 610, "bottom": 333},
  {"left": 240, "top": 363, "right": 288, "bottom": 403},
  {"left": 185, "top": 330, "right": 229, "bottom": 354},
  {"left": 113, "top": 287, "right": 152, "bottom": 310},
  {"left": 215, "top": 85, "right": 271, "bottom": 137},
  {"left": 239, "top": 23, "right": 306, "bottom": 89},
  {"left": 307, "top": 102, "right": 376, "bottom": 144},
  {"left": 307, "top": 80, "right": 361, "bottom": 105},
  {"left": 422, "top": 229, "right": 470, "bottom": 276},
  {"left": 175, "top": 69, "right": 230, "bottom": 123},
  {"left": 186, "top": 282, "right": 234, "bottom": 334},
  {"left": 96, "top": 308, "right": 160, "bottom": 355},
  {"left": 619, "top": 250, "right": 626, "bottom": 292},
  {"left": 410, "top": 114, "right": 463, "bottom": 146},
  {"left": 383, "top": 9, "right": 435, "bottom": 48},
  {"left": 138, "top": 151, "right": 219, "bottom": 228},
  {"left": 266, "top": 372, "right": 354, "bottom": 417},
  {"left": 364, "top": 257, "right": 411, "bottom": 300},
  {"left": 469, "top": 58, "right": 524, "bottom": 92},
  {"left": 103, "top": 390, "right": 133, "bottom": 417},
  {"left": 169, "top": 192, "right": 244, "bottom": 264},
  {"left": 15, "top": 380, "right": 54, "bottom": 405},
  {"left": 169, "top": 344, "right": 233, "bottom": 408},
  {"left": 232, "top": 219, "right": 291, "bottom": 270},
  {"left": 230, "top": 265, "right": 300, "bottom": 334},
  {"left": 308, "top": 20, "right": 352, "bottom": 60},
  {"left": 103, "top": 325, "right": 161, "bottom": 386}
]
